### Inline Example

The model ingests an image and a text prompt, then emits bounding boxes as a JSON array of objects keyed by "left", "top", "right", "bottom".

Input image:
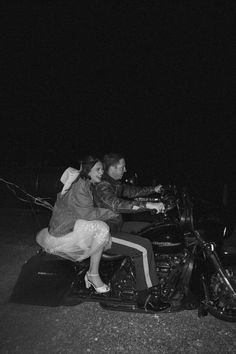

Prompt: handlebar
[
  {"left": 135, "top": 197, "right": 161, "bottom": 203},
  {"left": 135, "top": 196, "right": 176, "bottom": 213}
]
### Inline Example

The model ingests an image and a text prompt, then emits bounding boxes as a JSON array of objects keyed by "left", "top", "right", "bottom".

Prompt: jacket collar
[{"left": 102, "top": 173, "right": 121, "bottom": 185}]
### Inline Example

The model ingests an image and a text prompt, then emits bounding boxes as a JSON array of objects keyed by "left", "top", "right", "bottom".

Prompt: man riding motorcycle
[{"left": 93, "top": 152, "right": 170, "bottom": 311}]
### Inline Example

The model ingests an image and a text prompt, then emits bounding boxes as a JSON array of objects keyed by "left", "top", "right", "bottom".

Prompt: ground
[{"left": 0, "top": 208, "right": 236, "bottom": 354}]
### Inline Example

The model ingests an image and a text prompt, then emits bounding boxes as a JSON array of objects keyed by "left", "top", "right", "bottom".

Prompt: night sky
[{"left": 1, "top": 1, "right": 236, "bottom": 194}]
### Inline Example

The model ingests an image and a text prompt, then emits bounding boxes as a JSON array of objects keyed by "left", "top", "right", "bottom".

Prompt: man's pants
[{"left": 107, "top": 221, "right": 158, "bottom": 291}]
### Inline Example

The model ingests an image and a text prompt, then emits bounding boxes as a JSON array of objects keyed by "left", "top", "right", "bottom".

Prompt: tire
[{"left": 207, "top": 266, "right": 236, "bottom": 322}]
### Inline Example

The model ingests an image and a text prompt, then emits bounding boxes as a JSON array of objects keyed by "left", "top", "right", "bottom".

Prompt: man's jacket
[{"left": 93, "top": 173, "right": 156, "bottom": 232}]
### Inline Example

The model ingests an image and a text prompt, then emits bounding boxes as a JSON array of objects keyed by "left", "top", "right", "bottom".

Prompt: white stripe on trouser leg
[{"left": 111, "top": 237, "right": 152, "bottom": 288}]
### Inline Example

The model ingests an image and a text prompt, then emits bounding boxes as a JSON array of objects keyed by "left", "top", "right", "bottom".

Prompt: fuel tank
[{"left": 140, "top": 222, "right": 185, "bottom": 254}]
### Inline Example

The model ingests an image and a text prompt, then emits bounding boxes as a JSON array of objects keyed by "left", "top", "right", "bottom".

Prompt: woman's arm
[{"left": 71, "top": 179, "right": 118, "bottom": 221}]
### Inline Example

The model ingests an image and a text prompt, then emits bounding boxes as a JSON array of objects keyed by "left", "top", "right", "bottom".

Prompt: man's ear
[
  {"left": 108, "top": 165, "right": 116, "bottom": 177},
  {"left": 109, "top": 165, "right": 115, "bottom": 172}
]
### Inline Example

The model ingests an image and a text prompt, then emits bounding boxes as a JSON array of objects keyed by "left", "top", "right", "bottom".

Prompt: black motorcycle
[{"left": 10, "top": 186, "right": 236, "bottom": 322}]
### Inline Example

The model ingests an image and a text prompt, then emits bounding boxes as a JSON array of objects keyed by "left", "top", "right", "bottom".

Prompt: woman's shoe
[{"left": 84, "top": 272, "right": 110, "bottom": 293}]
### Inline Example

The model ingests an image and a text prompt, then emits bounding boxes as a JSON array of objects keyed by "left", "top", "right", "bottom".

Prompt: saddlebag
[{"left": 9, "top": 251, "right": 77, "bottom": 307}]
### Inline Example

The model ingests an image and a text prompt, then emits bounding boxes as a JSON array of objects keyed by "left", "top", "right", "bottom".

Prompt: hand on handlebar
[
  {"left": 146, "top": 202, "right": 165, "bottom": 214},
  {"left": 154, "top": 184, "right": 163, "bottom": 194}
]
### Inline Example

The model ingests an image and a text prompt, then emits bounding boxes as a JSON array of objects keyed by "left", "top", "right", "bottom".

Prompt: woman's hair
[
  {"left": 103, "top": 153, "right": 124, "bottom": 172},
  {"left": 79, "top": 155, "right": 101, "bottom": 179}
]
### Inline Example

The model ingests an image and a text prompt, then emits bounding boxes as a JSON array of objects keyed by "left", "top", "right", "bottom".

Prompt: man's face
[{"left": 110, "top": 158, "right": 127, "bottom": 180}]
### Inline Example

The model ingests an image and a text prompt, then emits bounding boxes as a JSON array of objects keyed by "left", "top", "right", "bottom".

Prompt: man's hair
[
  {"left": 79, "top": 155, "right": 101, "bottom": 179},
  {"left": 103, "top": 153, "right": 124, "bottom": 172}
]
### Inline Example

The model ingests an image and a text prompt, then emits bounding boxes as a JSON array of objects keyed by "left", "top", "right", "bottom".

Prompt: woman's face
[{"left": 88, "top": 161, "right": 104, "bottom": 184}]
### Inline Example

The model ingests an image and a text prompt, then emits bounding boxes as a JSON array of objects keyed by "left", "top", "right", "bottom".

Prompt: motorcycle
[{"left": 9, "top": 185, "right": 236, "bottom": 322}]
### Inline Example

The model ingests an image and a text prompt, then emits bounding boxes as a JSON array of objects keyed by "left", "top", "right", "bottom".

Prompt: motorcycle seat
[{"left": 101, "top": 252, "right": 125, "bottom": 261}]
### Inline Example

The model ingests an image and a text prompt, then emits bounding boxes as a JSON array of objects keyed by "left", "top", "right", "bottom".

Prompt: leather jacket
[{"left": 93, "top": 173, "right": 156, "bottom": 232}]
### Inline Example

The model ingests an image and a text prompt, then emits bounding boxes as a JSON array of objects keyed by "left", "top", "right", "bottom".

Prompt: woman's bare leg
[
  {"left": 86, "top": 221, "right": 111, "bottom": 289},
  {"left": 88, "top": 248, "right": 105, "bottom": 288}
]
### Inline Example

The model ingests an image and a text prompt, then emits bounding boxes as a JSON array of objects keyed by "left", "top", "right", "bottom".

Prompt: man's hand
[
  {"left": 146, "top": 202, "right": 165, "bottom": 213},
  {"left": 154, "top": 184, "right": 163, "bottom": 193}
]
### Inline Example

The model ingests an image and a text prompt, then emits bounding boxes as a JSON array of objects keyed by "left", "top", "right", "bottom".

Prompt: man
[{"left": 93, "top": 153, "right": 170, "bottom": 311}]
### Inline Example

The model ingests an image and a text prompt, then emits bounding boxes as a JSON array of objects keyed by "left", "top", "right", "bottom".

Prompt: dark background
[{"left": 1, "top": 1, "right": 236, "bottom": 205}]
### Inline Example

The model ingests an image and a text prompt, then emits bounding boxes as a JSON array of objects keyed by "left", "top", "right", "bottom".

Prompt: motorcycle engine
[
  {"left": 154, "top": 251, "right": 190, "bottom": 304},
  {"left": 140, "top": 221, "right": 189, "bottom": 304}
]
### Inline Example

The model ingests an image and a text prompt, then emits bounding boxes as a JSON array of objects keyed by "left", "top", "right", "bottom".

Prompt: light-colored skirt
[{"left": 36, "top": 219, "right": 111, "bottom": 262}]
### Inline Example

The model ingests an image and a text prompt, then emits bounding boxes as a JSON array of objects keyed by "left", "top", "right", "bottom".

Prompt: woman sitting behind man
[{"left": 36, "top": 156, "right": 118, "bottom": 293}]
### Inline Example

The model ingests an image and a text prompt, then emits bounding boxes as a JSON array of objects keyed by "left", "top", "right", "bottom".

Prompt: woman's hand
[{"left": 146, "top": 202, "right": 165, "bottom": 213}]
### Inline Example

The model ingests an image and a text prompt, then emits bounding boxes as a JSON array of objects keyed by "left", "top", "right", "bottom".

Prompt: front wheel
[{"left": 203, "top": 266, "right": 236, "bottom": 322}]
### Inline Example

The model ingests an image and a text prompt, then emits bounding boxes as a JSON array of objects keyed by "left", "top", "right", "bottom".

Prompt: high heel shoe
[{"left": 84, "top": 272, "right": 110, "bottom": 293}]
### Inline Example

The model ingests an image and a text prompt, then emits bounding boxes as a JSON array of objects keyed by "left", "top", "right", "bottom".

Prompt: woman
[{"left": 36, "top": 156, "right": 118, "bottom": 293}]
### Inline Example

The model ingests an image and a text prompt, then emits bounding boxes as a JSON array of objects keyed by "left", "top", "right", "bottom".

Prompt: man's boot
[{"left": 137, "top": 288, "right": 170, "bottom": 312}]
